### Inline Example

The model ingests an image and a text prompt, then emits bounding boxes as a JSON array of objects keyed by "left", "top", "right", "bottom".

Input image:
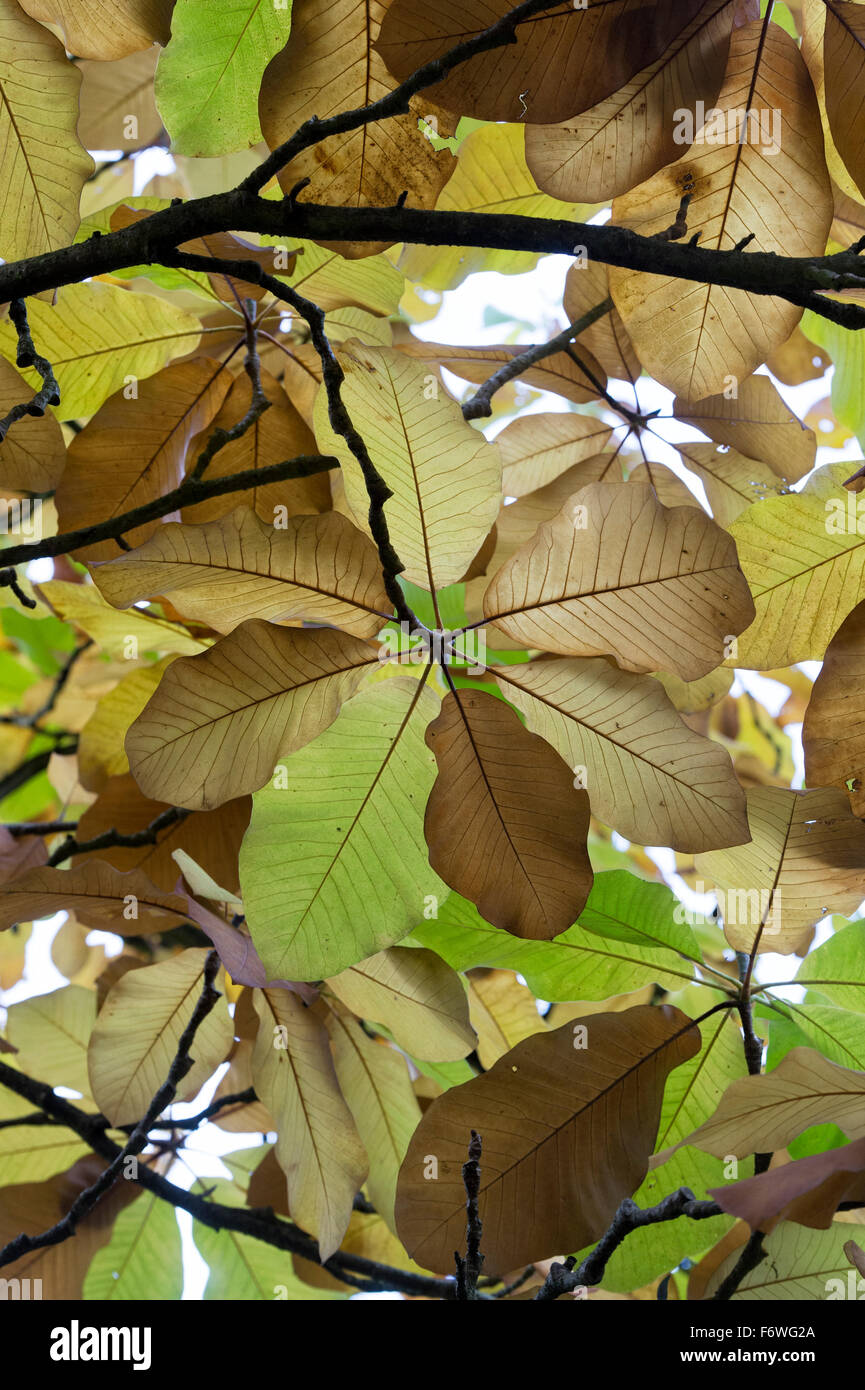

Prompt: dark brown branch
[
  {"left": 0, "top": 299, "right": 60, "bottom": 441},
  {"left": 189, "top": 297, "right": 270, "bottom": 480},
  {"left": 0, "top": 738, "right": 78, "bottom": 802},
  {"left": 461, "top": 298, "right": 613, "bottom": 421},
  {"left": 534, "top": 1189, "right": 722, "bottom": 1301},
  {"left": 455, "top": 1130, "right": 484, "bottom": 1299},
  {"left": 0, "top": 950, "right": 222, "bottom": 1267},
  {"left": 713, "top": 1229, "right": 767, "bottom": 1301},
  {"left": 0, "top": 453, "right": 338, "bottom": 569},
  {"left": 46, "top": 804, "right": 192, "bottom": 868},
  {"left": 0, "top": 639, "right": 93, "bottom": 730},
  {"left": 4, "top": 818, "right": 78, "bottom": 837}
]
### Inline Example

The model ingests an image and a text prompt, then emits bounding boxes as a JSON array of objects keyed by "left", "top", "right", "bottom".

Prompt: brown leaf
[
  {"left": 424, "top": 688, "right": 593, "bottom": 940},
  {"left": 824, "top": 0, "right": 865, "bottom": 200},
  {"left": 708, "top": 1136, "right": 865, "bottom": 1233},
  {"left": 19, "top": 0, "right": 173, "bottom": 59},
  {"left": 71, "top": 774, "right": 250, "bottom": 893},
  {"left": 394, "top": 1004, "right": 701, "bottom": 1274},
  {"left": 674, "top": 375, "right": 816, "bottom": 483},
  {"left": 0, "top": 860, "right": 212, "bottom": 937},
  {"left": 0, "top": 356, "right": 66, "bottom": 492},
  {"left": 495, "top": 410, "right": 613, "bottom": 497},
  {"left": 803, "top": 600, "right": 865, "bottom": 815},
  {"left": 56, "top": 359, "right": 231, "bottom": 561},
  {"left": 77, "top": 47, "right": 162, "bottom": 151},
  {"left": 377, "top": 0, "right": 708, "bottom": 124}
]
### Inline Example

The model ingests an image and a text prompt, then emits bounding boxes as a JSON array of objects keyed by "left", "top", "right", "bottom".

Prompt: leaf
[
  {"left": 803, "top": 600, "right": 865, "bottom": 814},
  {"left": 240, "top": 677, "right": 442, "bottom": 980},
  {"left": 259, "top": 0, "right": 455, "bottom": 255},
  {"left": 782, "top": 1002, "right": 865, "bottom": 1071},
  {"left": 496, "top": 657, "right": 749, "bottom": 853},
  {"left": 674, "top": 376, "right": 817, "bottom": 484},
  {"left": 709, "top": 1136, "right": 865, "bottom": 1234},
  {"left": 702, "top": 1220, "right": 858, "bottom": 1299},
  {"left": 397, "top": 124, "right": 592, "bottom": 289},
  {"left": 78, "top": 657, "right": 175, "bottom": 792},
  {"left": 180, "top": 367, "right": 330, "bottom": 525},
  {"left": 394, "top": 1004, "right": 701, "bottom": 1274},
  {"left": 727, "top": 464, "right": 865, "bottom": 668},
  {"left": 0, "top": 1080, "right": 89, "bottom": 1185},
  {"left": 0, "top": 356, "right": 66, "bottom": 492},
  {"left": 324, "top": 1000, "right": 421, "bottom": 1232},
  {"left": 675, "top": 440, "right": 790, "bottom": 529},
  {"left": 19, "top": 0, "right": 173, "bottom": 59},
  {"left": 0, "top": 0, "right": 93, "bottom": 261},
  {"left": 251, "top": 989, "right": 368, "bottom": 1262},
  {"left": 82, "top": 1190, "right": 183, "bottom": 1299},
  {"left": 77, "top": 48, "right": 162, "bottom": 151},
  {"left": 0, "top": 281, "right": 202, "bottom": 420},
  {"left": 525, "top": 0, "right": 738, "bottom": 202},
  {"left": 154, "top": 0, "right": 293, "bottom": 157},
  {"left": 824, "top": 0, "right": 865, "bottom": 200},
  {"left": 412, "top": 881, "right": 702, "bottom": 1001},
  {"left": 37, "top": 579, "right": 206, "bottom": 657},
  {"left": 126, "top": 622, "right": 381, "bottom": 810},
  {"left": 423, "top": 687, "right": 593, "bottom": 940},
  {"left": 313, "top": 344, "right": 501, "bottom": 591},
  {"left": 377, "top": 0, "right": 709, "bottom": 124},
  {"left": 495, "top": 412, "right": 614, "bottom": 498},
  {"left": 72, "top": 774, "right": 250, "bottom": 894},
  {"left": 483, "top": 482, "right": 755, "bottom": 680},
  {"left": 269, "top": 236, "right": 405, "bottom": 316},
  {"left": 326, "top": 945, "right": 476, "bottom": 1063},
  {"left": 87, "top": 947, "right": 233, "bottom": 1126},
  {"left": 561, "top": 261, "right": 641, "bottom": 383},
  {"left": 795, "top": 918, "right": 865, "bottom": 1011},
  {"left": 673, "top": 1047, "right": 865, "bottom": 1158},
  {"left": 609, "top": 22, "right": 833, "bottom": 400},
  {"left": 0, "top": 861, "right": 214, "bottom": 937},
  {"left": 5, "top": 985, "right": 95, "bottom": 1098},
  {"left": 56, "top": 359, "right": 231, "bottom": 560},
  {"left": 0, "top": 1157, "right": 139, "bottom": 1296},
  {"left": 466, "top": 967, "right": 547, "bottom": 1069},
  {"left": 397, "top": 338, "right": 606, "bottom": 407},
  {"left": 93, "top": 507, "right": 391, "bottom": 639},
  {"left": 598, "top": 1008, "right": 747, "bottom": 1292},
  {"left": 696, "top": 786, "right": 865, "bottom": 954}
]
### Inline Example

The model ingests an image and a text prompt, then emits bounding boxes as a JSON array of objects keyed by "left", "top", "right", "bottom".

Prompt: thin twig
[
  {"left": 0, "top": 299, "right": 60, "bottom": 441},
  {"left": 47, "top": 804, "right": 192, "bottom": 868}
]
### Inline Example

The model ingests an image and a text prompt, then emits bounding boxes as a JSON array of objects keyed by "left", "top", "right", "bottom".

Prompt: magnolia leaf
[
  {"left": 94, "top": 507, "right": 390, "bottom": 639},
  {"left": 5, "top": 985, "right": 95, "bottom": 1098},
  {"left": 709, "top": 1135, "right": 865, "bottom": 1233},
  {"left": 0, "top": 1, "right": 93, "bottom": 262},
  {"left": 0, "top": 281, "right": 202, "bottom": 419},
  {"left": 72, "top": 774, "right": 250, "bottom": 894},
  {"left": 56, "top": 359, "right": 231, "bottom": 560},
  {"left": 561, "top": 261, "right": 641, "bottom": 383},
  {"left": 466, "top": 967, "right": 548, "bottom": 1069},
  {"left": 626, "top": 461, "right": 701, "bottom": 510},
  {"left": 78, "top": 658, "right": 175, "bottom": 792},
  {"left": 88, "top": 948, "right": 233, "bottom": 1126},
  {"left": 483, "top": 482, "right": 755, "bottom": 680},
  {"left": 726, "top": 464, "right": 865, "bottom": 668},
  {"left": 36, "top": 580, "right": 206, "bottom": 658},
  {"left": 313, "top": 344, "right": 501, "bottom": 591},
  {"left": 397, "top": 124, "right": 591, "bottom": 289},
  {"left": 126, "top": 622, "right": 380, "bottom": 810},
  {"left": 77, "top": 48, "right": 162, "bottom": 151},
  {"left": 394, "top": 1004, "right": 701, "bottom": 1274},
  {"left": 240, "top": 678, "right": 442, "bottom": 981},
  {"left": 377, "top": 0, "right": 708, "bottom": 124},
  {"left": 696, "top": 786, "right": 865, "bottom": 953},
  {"left": 703, "top": 1220, "right": 862, "bottom": 1299},
  {"left": 154, "top": 0, "right": 293, "bottom": 157},
  {"left": 0, "top": 356, "right": 66, "bottom": 492},
  {"left": 795, "top": 918, "right": 865, "bottom": 1011},
  {"left": 325, "top": 1000, "right": 421, "bottom": 1232},
  {"left": 672, "top": 1047, "right": 865, "bottom": 1158},
  {"left": 251, "top": 989, "right": 368, "bottom": 1263},
  {"left": 325, "top": 946, "right": 476, "bottom": 1063},
  {"left": 19, "top": 0, "right": 173, "bottom": 59},
  {"left": 494, "top": 658, "right": 748, "bottom": 852},
  {"left": 0, "top": 861, "right": 213, "bottom": 937},
  {"left": 803, "top": 600, "right": 865, "bottom": 813},
  {"left": 180, "top": 368, "right": 330, "bottom": 526},
  {"left": 260, "top": 0, "right": 455, "bottom": 255},
  {"left": 495, "top": 411, "right": 613, "bottom": 497},
  {"left": 423, "top": 687, "right": 593, "bottom": 940},
  {"left": 0, "top": 1081, "right": 89, "bottom": 1186},
  {"left": 824, "top": 0, "right": 865, "bottom": 200},
  {"left": 609, "top": 22, "right": 832, "bottom": 400},
  {"left": 675, "top": 440, "right": 789, "bottom": 529},
  {"left": 525, "top": 0, "right": 737, "bottom": 202},
  {"left": 82, "top": 1190, "right": 183, "bottom": 1300},
  {"left": 674, "top": 376, "right": 816, "bottom": 483},
  {"left": 412, "top": 880, "right": 702, "bottom": 1002}
]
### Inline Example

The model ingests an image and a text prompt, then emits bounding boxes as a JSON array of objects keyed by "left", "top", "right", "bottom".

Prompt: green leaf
[
  {"left": 802, "top": 311, "right": 865, "bottom": 453},
  {"left": 1, "top": 609, "right": 76, "bottom": 677},
  {"left": 155, "top": 0, "right": 294, "bottom": 157},
  {"left": 241, "top": 677, "right": 444, "bottom": 980},
  {"left": 795, "top": 918, "right": 865, "bottom": 1011},
  {"left": 83, "top": 1191, "right": 182, "bottom": 1300},
  {"left": 412, "top": 880, "right": 699, "bottom": 1002},
  {"left": 576, "top": 871, "right": 704, "bottom": 963}
]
